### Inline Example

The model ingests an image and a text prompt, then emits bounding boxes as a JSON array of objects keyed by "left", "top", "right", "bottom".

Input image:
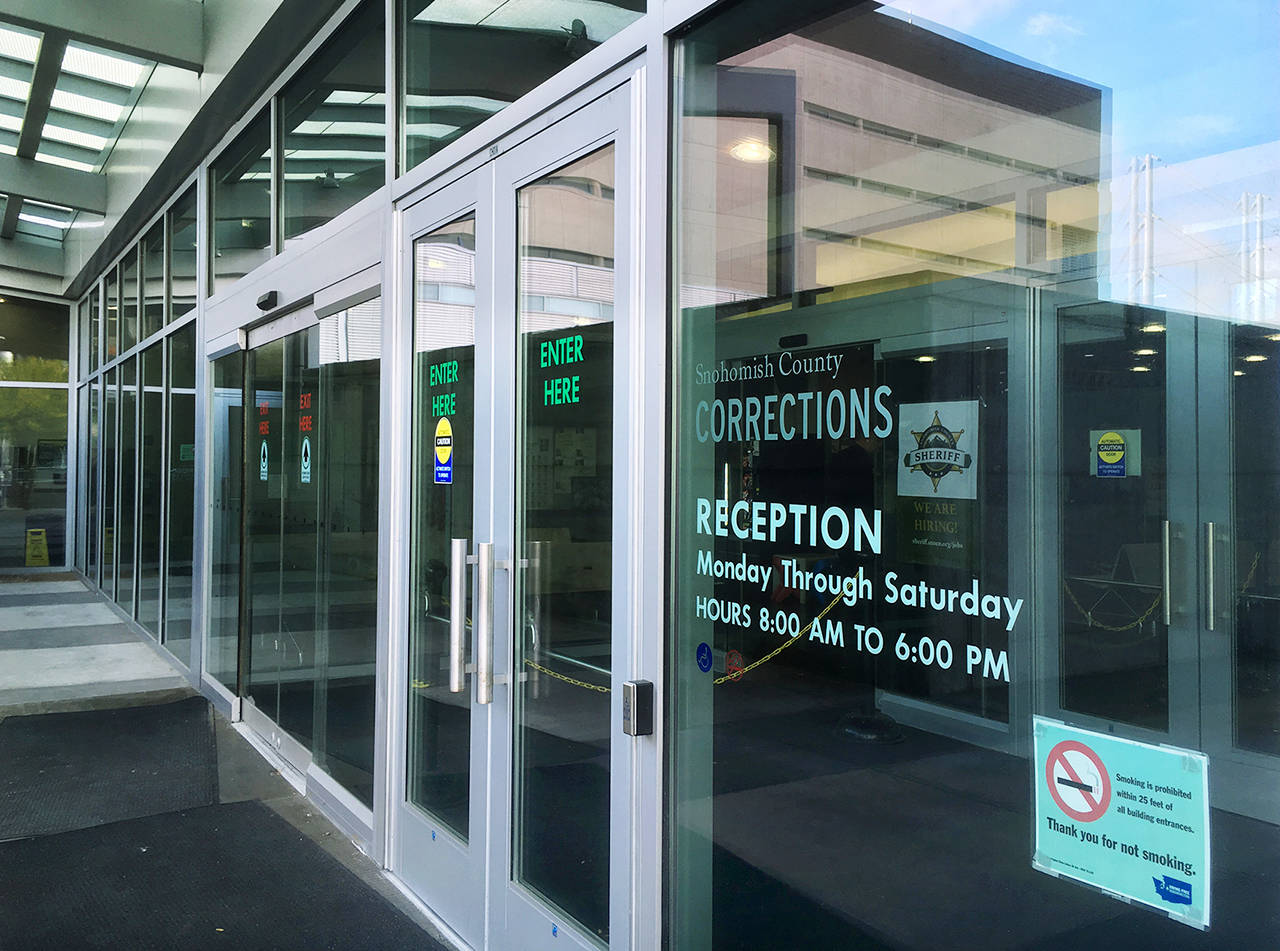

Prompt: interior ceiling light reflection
[
  {"left": 728, "top": 138, "right": 774, "bottom": 163},
  {"left": 1140, "top": 322, "right": 1166, "bottom": 333}
]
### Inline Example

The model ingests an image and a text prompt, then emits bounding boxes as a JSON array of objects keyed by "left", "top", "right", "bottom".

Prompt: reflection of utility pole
[
  {"left": 1239, "top": 192, "right": 1266, "bottom": 320},
  {"left": 1129, "top": 155, "right": 1157, "bottom": 304}
]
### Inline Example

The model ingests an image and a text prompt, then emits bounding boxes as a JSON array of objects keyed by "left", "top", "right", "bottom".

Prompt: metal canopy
[{"left": 0, "top": 11, "right": 190, "bottom": 252}]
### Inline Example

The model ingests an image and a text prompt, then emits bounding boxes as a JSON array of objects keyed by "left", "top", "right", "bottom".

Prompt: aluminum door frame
[
  {"left": 388, "top": 163, "right": 497, "bottom": 950},
  {"left": 486, "top": 78, "right": 638, "bottom": 951}
]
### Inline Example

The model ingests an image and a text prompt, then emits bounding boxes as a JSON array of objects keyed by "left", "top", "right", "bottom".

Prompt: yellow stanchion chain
[
  {"left": 524, "top": 658, "right": 611, "bottom": 693},
  {"left": 712, "top": 586, "right": 847, "bottom": 685},
  {"left": 1062, "top": 581, "right": 1161, "bottom": 632}
]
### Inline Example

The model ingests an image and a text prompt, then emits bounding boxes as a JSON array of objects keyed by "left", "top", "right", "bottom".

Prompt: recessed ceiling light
[
  {"left": 1131, "top": 365, "right": 1151, "bottom": 372},
  {"left": 728, "top": 139, "right": 774, "bottom": 163},
  {"left": 1243, "top": 354, "right": 1268, "bottom": 363},
  {"left": 1266, "top": 333, "right": 1280, "bottom": 342},
  {"left": 1234, "top": 370, "right": 1246, "bottom": 377},
  {"left": 1133, "top": 348, "right": 1157, "bottom": 356},
  {"left": 1140, "top": 323, "right": 1165, "bottom": 333},
  {"left": 914, "top": 355, "right": 936, "bottom": 363}
]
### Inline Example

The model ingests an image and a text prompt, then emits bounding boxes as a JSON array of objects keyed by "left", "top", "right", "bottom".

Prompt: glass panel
[
  {"left": 1058, "top": 304, "right": 1168, "bottom": 730},
  {"left": 141, "top": 219, "right": 165, "bottom": 340},
  {"left": 169, "top": 187, "right": 197, "bottom": 322},
  {"left": 209, "top": 351, "right": 244, "bottom": 694},
  {"left": 0, "top": 386, "right": 67, "bottom": 568},
  {"left": 0, "top": 294, "right": 69, "bottom": 380},
  {"left": 164, "top": 325, "right": 196, "bottom": 662},
  {"left": 211, "top": 111, "right": 272, "bottom": 296},
  {"left": 281, "top": 1, "right": 385, "bottom": 246},
  {"left": 87, "top": 380, "right": 99, "bottom": 582},
  {"left": 408, "top": 215, "right": 476, "bottom": 839},
  {"left": 103, "top": 367, "right": 117, "bottom": 594},
  {"left": 137, "top": 344, "right": 164, "bottom": 636},
  {"left": 117, "top": 357, "right": 137, "bottom": 616},
  {"left": 669, "top": 1, "right": 1280, "bottom": 948},
  {"left": 89, "top": 283, "right": 100, "bottom": 373},
  {"left": 276, "top": 326, "right": 320, "bottom": 750},
  {"left": 121, "top": 247, "right": 139, "bottom": 354},
  {"left": 312, "top": 299, "right": 381, "bottom": 807},
  {"left": 514, "top": 146, "right": 615, "bottom": 940},
  {"left": 245, "top": 337, "right": 285, "bottom": 719},
  {"left": 77, "top": 297, "right": 89, "bottom": 380},
  {"left": 76, "top": 384, "right": 87, "bottom": 572},
  {"left": 401, "top": 0, "right": 644, "bottom": 171},
  {"left": 1231, "top": 324, "right": 1279, "bottom": 756},
  {"left": 104, "top": 266, "right": 119, "bottom": 362}
]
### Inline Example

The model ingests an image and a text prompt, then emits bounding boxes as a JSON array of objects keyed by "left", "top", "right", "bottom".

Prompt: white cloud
[
  {"left": 889, "top": 0, "right": 1020, "bottom": 33},
  {"left": 1168, "top": 113, "right": 1239, "bottom": 147},
  {"left": 1025, "top": 12, "right": 1083, "bottom": 36}
]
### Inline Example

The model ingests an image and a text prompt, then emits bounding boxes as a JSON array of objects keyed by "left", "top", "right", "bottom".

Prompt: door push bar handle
[
  {"left": 449, "top": 538, "right": 467, "bottom": 693},
  {"left": 1204, "top": 522, "right": 1216, "bottom": 632},
  {"left": 1162, "top": 520, "right": 1172, "bottom": 627},
  {"left": 475, "top": 542, "right": 495, "bottom": 705}
]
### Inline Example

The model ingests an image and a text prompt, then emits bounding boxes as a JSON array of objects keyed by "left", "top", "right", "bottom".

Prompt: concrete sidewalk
[{"left": 0, "top": 574, "right": 189, "bottom": 716}]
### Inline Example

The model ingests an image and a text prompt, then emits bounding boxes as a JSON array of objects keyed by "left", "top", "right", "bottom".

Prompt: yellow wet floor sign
[{"left": 25, "top": 528, "right": 49, "bottom": 567}]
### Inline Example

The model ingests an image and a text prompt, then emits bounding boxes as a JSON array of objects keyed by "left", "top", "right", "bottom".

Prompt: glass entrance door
[
  {"left": 397, "top": 87, "right": 633, "bottom": 950},
  {"left": 1051, "top": 298, "right": 1280, "bottom": 823}
]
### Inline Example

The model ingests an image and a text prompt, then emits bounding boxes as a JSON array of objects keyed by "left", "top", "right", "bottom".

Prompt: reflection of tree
[
  {"left": 0, "top": 358, "right": 67, "bottom": 447},
  {"left": 0, "top": 358, "right": 67, "bottom": 508}
]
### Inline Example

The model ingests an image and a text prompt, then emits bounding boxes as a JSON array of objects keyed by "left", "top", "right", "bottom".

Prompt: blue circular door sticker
[{"left": 696, "top": 642, "right": 713, "bottom": 673}]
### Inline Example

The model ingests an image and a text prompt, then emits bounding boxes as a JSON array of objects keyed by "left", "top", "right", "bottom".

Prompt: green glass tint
[
  {"left": 136, "top": 344, "right": 164, "bottom": 636},
  {"left": 102, "top": 367, "right": 117, "bottom": 593},
  {"left": 141, "top": 219, "right": 165, "bottom": 341},
  {"left": 164, "top": 324, "right": 197, "bottom": 663},
  {"left": 121, "top": 248, "right": 138, "bottom": 354},
  {"left": 117, "top": 357, "right": 136, "bottom": 617},
  {"left": 513, "top": 145, "right": 615, "bottom": 941},
  {"left": 209, "top": 351, "right": 244, "bottom": 694},
  {"left": 211, "top": 112, "right": 272, "bottom": 296},
  {"left": 281, "top": 1, "right": 385, "bottom": 246},
  {"left": 408, "top": 215, "right": 476, "bottom": 840},
  {"left": 244, "top": 306, "right": 382, "bottom": 806},
  {"left": 169, "top": 187, "right": 197, "bottom": 321},
  {"left": 0, "top": 386, "right": 68, "bottom": 568},
  {"left": 400, "top": 0, "right": 643, "bottom": 171}
]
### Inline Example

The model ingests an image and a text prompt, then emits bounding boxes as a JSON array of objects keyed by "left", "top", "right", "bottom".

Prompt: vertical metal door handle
[
  {"left": 1204, "top": 522, "right": 1216, "bottom": 632},
  {"left": 475, "top": 542, "right": 495, "bottom": 705},
  {"left": 449, "top": 538, "right": 467, "bottom": 693},
  {"left": 1162, "top": 520, "right": 1172, "bottom": 626}
]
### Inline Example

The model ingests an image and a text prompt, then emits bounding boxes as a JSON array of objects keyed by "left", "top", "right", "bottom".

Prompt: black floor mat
[
  {"left": 0, "top": 800, "right": 446, "bottom": 951},
  {"left": 0, "top": 696, "right": 218, "bottom": 840}
]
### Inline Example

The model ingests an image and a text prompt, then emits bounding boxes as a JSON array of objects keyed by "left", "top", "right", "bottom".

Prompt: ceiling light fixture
[
  {"left": 1243, "top": 354, "right": 1268, "bottom": 362},
  {"left": 728, "top": 139, "right": 774, "bottom": 163},
  {"left": 1131, "top": 365, "right": 1151, "bottom": 372},
  {"left": 1140, "top": 322, "right": 1165, "bottom": 333},
  {"left": 1133, "top": 348, "right": 1157, "bottom": 356},
  {"left": 914, "top": 355, "right": 936, "bottom": 363}
]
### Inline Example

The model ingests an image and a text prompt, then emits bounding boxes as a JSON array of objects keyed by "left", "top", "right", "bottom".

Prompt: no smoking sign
[{"left": 1046, "top": 739, "right": 1111, "bottom": 822}]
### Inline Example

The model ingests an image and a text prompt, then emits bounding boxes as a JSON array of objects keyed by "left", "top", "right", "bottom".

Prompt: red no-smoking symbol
[{"left": 1046, "top": 740, "right": 1111, "bottom": 822}]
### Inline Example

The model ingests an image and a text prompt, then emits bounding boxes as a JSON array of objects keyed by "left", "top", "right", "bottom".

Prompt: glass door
[
  {"left": 398, "top": 164, "right": 492, "bottom": 949},
  {"left": 1197, "top": 315, "right": 1280, "bottom": 823},
  {"left": 397, "top": 86, "right": 634, "bottom": 951}
]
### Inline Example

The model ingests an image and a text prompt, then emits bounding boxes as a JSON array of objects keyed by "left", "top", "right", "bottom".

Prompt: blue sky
[{"left": 882, "top": 0, "right": 1280, "bottom": 167}]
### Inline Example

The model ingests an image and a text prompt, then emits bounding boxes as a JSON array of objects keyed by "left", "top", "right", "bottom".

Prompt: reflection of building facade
[{"left": 1, "top": 0, "right": 1277, "bottom": 948}]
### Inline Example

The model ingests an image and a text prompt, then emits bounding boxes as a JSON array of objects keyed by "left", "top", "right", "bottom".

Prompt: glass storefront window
[
  {"left": 400, "top": 0, "right": 644, "bottom": 171},
  {"left": 117, "top": 357, "right": 137, "bottom": 616},
  {"left": 88, "top": 283, "right": 100, "bottom": 374},
  {"left": 244, "top": 305, "right": 381, "bottom": 806},
  {"left": 0, "top": 294, "right": 69, "bottom": 382},
  {"left": 169, "top": 187, "right": 197, "bottom": 322},
  {"left": 0, "top": 385, "right": 67, "bottom": 569},
  {"left": 87, "top": 381, "right": 99, "bottom": 583},
  {"left": 103, "top": 367, "right": 117, "bottom": 595},
  {"left": 209, "top": 351, "right": 243, "bottom": 694},
  {"left": 104, "top": 266, "right": 119, "bottom": 362},
  {"left": 137, "top": 343, "right": 164, "bottom": 636},
  {"left": 165, "top": 324, "right": 196, "bottom": 662},
  {"left": 210, "top": 112, "right": 272, "bottom": 297},
  {"left": 281, "top": 1, "right": 385, "bottom": 247},
  {"left": 141, "top": 219, "right": 165, "bottom": 341},
  {"left": 669, "top": 1, "right": 1280, "bottom": 947},
  {"left": 121, "top": 248, "right": 139, "bottom": 355}
]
